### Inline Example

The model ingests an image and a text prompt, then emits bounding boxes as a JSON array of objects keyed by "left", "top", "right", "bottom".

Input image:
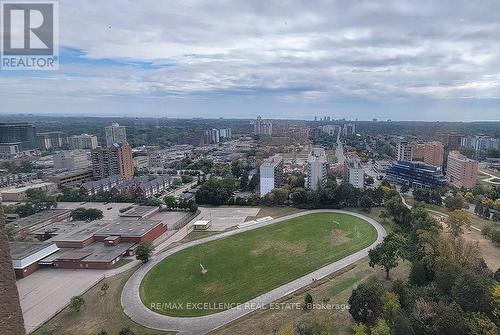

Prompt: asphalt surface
[{"left": 121, "top": 209, "right": 387, "bottom": 335}]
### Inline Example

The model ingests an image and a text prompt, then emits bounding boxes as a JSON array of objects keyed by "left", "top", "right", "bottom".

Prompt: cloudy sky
[{"left": 1, "top": 0, "right": 500, "bottom": 121}]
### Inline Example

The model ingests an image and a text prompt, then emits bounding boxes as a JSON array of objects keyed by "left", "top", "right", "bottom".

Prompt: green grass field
[{"left": 140, "top": 212, "right": 377, "bottom": 317}]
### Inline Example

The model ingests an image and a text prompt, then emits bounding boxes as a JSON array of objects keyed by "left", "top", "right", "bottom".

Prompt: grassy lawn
[
  {"left": 140, "top": 213, "right": 377, "bottom": 317},
  {"left": 244, "top": 206, "right": 304, "bottom": 222},
  {"left": 179, "top": 230, "right": 223, "bottom": 243},
  {"left": 112, "top": 258, "right": 133, "bottom": 269},
  {"left": 32, "top": 267, "right": 174, "bottom": 335},
  {"left": 212, "top": 259, "right": 410, "bottom": 335}
]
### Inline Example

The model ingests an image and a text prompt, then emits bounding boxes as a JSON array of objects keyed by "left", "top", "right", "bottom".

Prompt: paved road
[{"left": 121, "top": 210, "right": 387, "bottom": 335}]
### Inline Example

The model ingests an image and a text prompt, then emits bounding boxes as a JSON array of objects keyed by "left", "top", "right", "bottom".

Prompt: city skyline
[{"left": 1, "top": 1, "right": 500, "bottom": 121}]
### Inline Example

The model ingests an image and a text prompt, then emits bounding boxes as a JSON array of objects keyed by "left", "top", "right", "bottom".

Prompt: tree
[
  {"left": 70, "top": 208, "right": 103, "bottom": 222},
  {"left": 445, "top": 195, "right": 464, "bottom": 210},
  {"left": 451, "top": 269, "right": 493, "bottom": 313},
  {"left": 136, "top": 241, "right": 154, "bottom": 263},
  {"left": 393, "top": 313, "right": 415, "bottom": 335},
  {"left": 371, "top": 318, "right": 390, "bottom": 335},
  {"left": 303, "top": 293, "right": 313, "bottom": 310},
  {"left": 348, "top": 281, "right": 385, "bottom": 325},
  {"left": 164, "top": 195, "right": 177, "bottom": 209},
  {"left": 25, "top": 188, "right": 57, "bottom": 212},
  {"left": 381, "top": 292, "right": 401, "bottom": 328},
  {"left": 97, "top": 330, "right": 109, "bottom": 335},
  {"left": 70, "top": 295, "right": 85, "bottom": 312},
  {"left": 446, "top": 210, "right": 471, "bottom": 238},
  {"left": 360, "top": 195, "right": 374, "bottom": 212},
  {"left": 491, "top": 283, "right": 500, "bottom": 319},
  {"left": 100, "top": 282, "right": 109, "bottom": 294},
  {"left": 118, "top": 327, "right": 136, "bottom": 335},
  {"left": 352, "top": 323, "right": 368, "bottom": 335},
  {"left": 240, "top": 170, "right": 249, "bottom": 190},
  {"left": 466, "top": 312, "right": 498, "bottom": 335},
  {"left": 231, "top": 160, "right": 243, "bottom": 178},
  {"left": 369, "top": 232, "right": 406, "bottom": 279},
  {"left": 379, "top": 210, "right": 390, "bottom": 224},
  {"left": 400, "top": 184, "right": 410, "bottom": 194}
]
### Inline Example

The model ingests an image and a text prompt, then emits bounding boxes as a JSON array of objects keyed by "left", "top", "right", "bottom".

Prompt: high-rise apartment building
[
  {"left": 254, "top": 116, "right": 273, "bottom": 136},
  {"left": 441, "top": 132, "right": 463, "bottom": 150},
  {"left": 53, "top": 150, "right": 91, "bottom": 171},
  {"left": 68, "top": 134, "right": 98, "bottom": 150},
  {"left": 396, "top": 139, "right": 413, "bottom": 161},
  {"left": 0, "top": 122, "right": 37, "bottom": 151},
  {"left": 259, "top": 154, "right": 283, "bottom": 196},
  {"left": 344, "top": 154, "right": 364, "bottom": 189},
  {"left": 219, "top": 128, "right": 232, "bottom": 139},
  {"left": 412, "top": 141, "right": 444, "bottom": 167},
  {"left": 105, "top": 123, "right": 127, "bottom": 147},
  {"left": 91, "top": 142, "right": 134, "bottom": 180},
  {"left": 307, "top": 147, "right": 328, "bottom": 190},
  {"left": 343, "top": 123, "right": 356, "bottom": 136},
  {"left": 460, "top": 136, "right": 500, "bottom": 152},
  {"left": 204, "top": 129, "right": 220, "bottom": 144},
  {"left": 446, "top": 151, "right": 478, "bottom": 189},
  {"left": 36, "top": 131, "right": 68, "bottom": 151}
]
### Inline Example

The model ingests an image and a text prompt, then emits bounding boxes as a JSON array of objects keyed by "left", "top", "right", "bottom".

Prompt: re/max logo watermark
[{"left": 1, "top": 0, "right": 59, "bottom": 70}]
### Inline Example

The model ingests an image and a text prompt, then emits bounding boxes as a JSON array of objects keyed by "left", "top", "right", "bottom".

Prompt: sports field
[{"left": 140, "top": 212, "right": 377, "bottom": 317}]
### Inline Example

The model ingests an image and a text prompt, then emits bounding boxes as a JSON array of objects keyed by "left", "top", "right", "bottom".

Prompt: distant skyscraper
[
  {"left": 397, "top": 139, "right": 413, "bottom": 161},
  {"left": 343, "top": 123, "right": 356, "bottom": 136},
  {"left": 204, "top": 129, "right": 220, "bottom": 144},
  {"left": 68, "top": 134, "right": 98, "bottom": 150},
  {"left": 460, "top": 136, "right": 500, "bottom": 152},
  {"left": 91, "top": 142, "right": 134, "bottom": 180},
  {"left": 307, "top": 147, "right": 328, "bottom": 190},
  {"left": 446, "top": 151, "right": 478, "bottom": 189},
  {"left": 254, "top": 116, "right": 273, "bottom": 136},
  {"left": 36, "top": 131, "right": 68, "bottom": 151},
  {"left": 105, "top": 122, "right": 127, "bottom": 147},
  {"left": 259, "top": 154, "right": 283, "bottom": 196}
]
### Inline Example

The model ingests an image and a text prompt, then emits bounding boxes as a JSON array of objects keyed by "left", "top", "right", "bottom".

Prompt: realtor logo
[{"left": 1, "top": 1, "right": 59, "bottom": 70}]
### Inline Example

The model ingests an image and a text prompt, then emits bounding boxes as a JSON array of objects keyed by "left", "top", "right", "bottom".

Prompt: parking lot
[
  {"left": 58, "top": 202, "right": 136, "bottom": 220},
  {"left": 197, "top": 207, "right": 260, "bottom": 231},
  {"left": 17, "top": 268, "right": 105, "bottom": 333}
]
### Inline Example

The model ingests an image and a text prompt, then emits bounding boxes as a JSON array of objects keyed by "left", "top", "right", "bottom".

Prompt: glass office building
[
  {"left": 0, "top": 123, "right": 37, "bottom": 151},
  {"left": 385, "top": 160, "right": 446, "bottom": 189}
]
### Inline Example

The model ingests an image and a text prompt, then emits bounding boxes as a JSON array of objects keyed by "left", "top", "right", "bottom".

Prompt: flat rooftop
[
  {"left": 51, "top": 218, "right": 164, "bottom": 243},
  {"left": 8, "top": 209, "right": 71, "bottom": 232},
  {"left": 9, "top": 241, "right": 56, "bottom": 260},
  {"left": 94, "top": 219, "right": 163, "bottom": 238},
  {"left": 56, "top": 242, "right": 134, "bottom": 263},
  {"left": 118, "top": 206, "right": 158, "bottom": 218},
  {"left": 1, "top": 182, "right": 56, "bottom": 194}
]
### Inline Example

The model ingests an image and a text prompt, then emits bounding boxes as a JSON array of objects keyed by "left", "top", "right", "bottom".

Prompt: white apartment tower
[
  {"left": 259, "top": 154, "right": 283, "bottom": 196},
  {"left": 397, "top": 139, "right": 413, "bottom": 161},
  {"left": 306, "top": 147, "right": 328, "bottom": 190},
  {"left": 105, "top": 123, "right": 127, "bottom": 147},
  {"left": 344, "top": 155, "right": 364, "bottom": 189}
]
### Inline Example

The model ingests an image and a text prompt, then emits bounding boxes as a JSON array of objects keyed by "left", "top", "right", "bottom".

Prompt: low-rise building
[
  {"left": 1, "top": 182, "right": 57, "bottom": 201},
  {"left": 6, "top": 209, "right": 72, "bottom": 238},
  {"left": 53, "top": 150, "right": 91, "bottom": 170},
  {"left": 80, "top": 175, "right": 124, "bottom": 196},
  {"left": 45, "top": 169, "right": 94, "bottom": 187},
  {"left": 9, "top": 242, "right": 59, "bottom": 278}
]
